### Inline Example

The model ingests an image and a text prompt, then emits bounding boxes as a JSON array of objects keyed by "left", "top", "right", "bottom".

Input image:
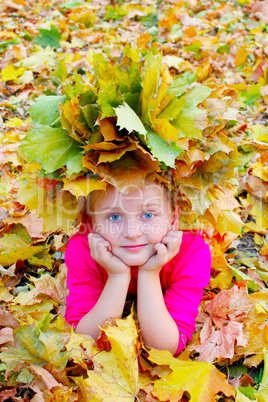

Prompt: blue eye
[
  {"left": 109, "top": 214, "right": 122, "bottom": 221},
  {"left": 143, "top": 212, "right": 154, "bottom": 219}
]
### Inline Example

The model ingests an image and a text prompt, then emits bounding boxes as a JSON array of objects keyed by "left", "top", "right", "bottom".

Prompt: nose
[{"left": 123, "top": 218, "right": 142, "bottom": 239}]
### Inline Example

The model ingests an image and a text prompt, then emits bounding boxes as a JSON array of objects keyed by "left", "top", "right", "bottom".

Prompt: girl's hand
[
  {"left": 139, "top": 230, "right": 183, "bottom": 274},
  {"left": 88, "top": 233, "right": 130, "bottom": 277}
]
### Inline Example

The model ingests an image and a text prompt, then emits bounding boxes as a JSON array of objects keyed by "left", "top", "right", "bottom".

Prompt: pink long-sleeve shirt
[{"left": 65, "top": 229, "right": 211, "bottom": 355}]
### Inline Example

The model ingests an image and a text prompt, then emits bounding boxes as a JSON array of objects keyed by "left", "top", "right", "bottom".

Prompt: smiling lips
[{"left": 121, "top": 244, "right": 147, "bottom": 251}]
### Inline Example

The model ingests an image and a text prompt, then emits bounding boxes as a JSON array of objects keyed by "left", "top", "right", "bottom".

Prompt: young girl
[{"left": 65, "top": 178, "right": 211, "bottom": 356}]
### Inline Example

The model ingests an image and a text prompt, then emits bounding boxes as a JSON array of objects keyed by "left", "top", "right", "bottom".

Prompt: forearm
[
  {"left": 137, "top": 271, "right": 179, "bottom": 355},
  {"left": 75, "top": 273, "right": 130, "bottom": 339}
]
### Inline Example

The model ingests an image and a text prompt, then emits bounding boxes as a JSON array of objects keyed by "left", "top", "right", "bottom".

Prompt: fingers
[
  {"left": 161, "top": 231, "right": 182, "bottom": 256},
  {"left": 88, "top": 233, "right": 112, "bottom": 261}
]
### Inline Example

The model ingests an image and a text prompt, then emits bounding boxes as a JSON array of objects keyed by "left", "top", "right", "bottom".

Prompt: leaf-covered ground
[{"left": 0, "top": 0, "right": 268, "bottom": 401}]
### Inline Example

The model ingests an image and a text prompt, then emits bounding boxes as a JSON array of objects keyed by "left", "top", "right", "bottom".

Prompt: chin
[{"left": 121, "top": 255, "right": 151, "bottom": 267}]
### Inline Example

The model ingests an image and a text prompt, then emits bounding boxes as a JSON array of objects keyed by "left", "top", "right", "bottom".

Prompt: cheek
[
  {"left": 142, "top": 218, "right": 170, "bottom": 240},
  {"left": 95, "top": 222, "right": 122, "bottom": 244}
]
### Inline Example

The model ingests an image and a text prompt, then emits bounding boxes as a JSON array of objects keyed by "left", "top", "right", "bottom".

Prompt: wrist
[
  {"left": 138, "top": 269, "right": 160, "bottom": 280},
  {"left": 107, "top": 271, "right": 131, "bottom": 282}
]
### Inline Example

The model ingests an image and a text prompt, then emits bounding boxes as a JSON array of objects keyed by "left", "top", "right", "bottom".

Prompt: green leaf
[
  {"left": 185, "top": 85, "right": 212, "bottom": 107},
  {"left": 105, "top": 5, "right": 128, "bottom": 20},
  {"left": 157, "top": 94, "right": 187, "bottom": 120},
  {"left": 52, "top": 59, "right": 68, "bottom": 82},
  {"left": 166, "top": 71, "right": 196, "bottom": 97},
  {"left": 0, "top": 38, "right": 20, "bottom": 49},
  {"left": 238, "top": 385, "right": 256, "bottom": 399},
  {"left": 28, "top": 95, "right": 66, "bottom": 126},
  {"left": 20, "top": 125, "right": 83, "bottom": 174},
  {"left": 35, "top": 24, "right": 61, "bottom": 49},
  {"left": 115, "top": 102, "right": 147, "bottom": 139},
  {"left": 185, "top": 42, "right": 201, "bottom": 54},
  {"left": 239, "top": 84, "right": 262, "bottom": 106},
  {"left": 258, "top": 349, "right": 268, "bottom": 392},
  {"left": 172, "top": 107, "right": 207, "bottom": 139},
  {"left": 81, "top": 104, "right": 99, "bottom": 129},
  {"left": 147, "top": 132, "right": 182, "bottom": 167},
  {"left": 60, "top": 1, "right": 84, "bottom": 9},
  {"left": 217, "top": 44, "right": 230, "bottom": 54},
  {"left": 0, "top": 325, "right": 69, "bottom": 371},
  {"left": 35, "top": 311, "right": 52, "bottom": 335},
  {"left": 98, "top": 83, "right": 124, "bottom": 118},
  {"left": 141, "top": 52, "right": 162, "bottom": 125},
  {"left": 16, "top": 368, "right": 34, "bottom": 384},
  {"left": 230, "top": 266, "right": 257, "bottom": 291}
]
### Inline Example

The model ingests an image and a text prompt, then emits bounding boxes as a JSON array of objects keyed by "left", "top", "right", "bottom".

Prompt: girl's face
[{"left": 91, "top": 183, "right": 178, "bottom": 267}]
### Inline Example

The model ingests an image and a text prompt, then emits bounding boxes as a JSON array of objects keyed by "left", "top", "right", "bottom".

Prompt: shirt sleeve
[
  {"left": 162, "top": 233, "right": 212, "bottom": 355},
  {"left": 64, "top": 233, "right": 106, "bottom": 327}
]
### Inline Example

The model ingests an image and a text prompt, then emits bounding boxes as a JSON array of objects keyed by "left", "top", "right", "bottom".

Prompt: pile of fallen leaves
[{"left": 0, "top": 0, "right": 268, "bottom": 401}]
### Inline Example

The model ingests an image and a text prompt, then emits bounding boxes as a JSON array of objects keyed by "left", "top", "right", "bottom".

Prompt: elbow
[{"left": 142, "top": 331, "right": 180, "bottom": 356}]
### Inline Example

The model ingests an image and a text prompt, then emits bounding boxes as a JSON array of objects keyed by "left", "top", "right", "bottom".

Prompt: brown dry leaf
[
  {"left": 0, "top": 327, "right": 14, "bottom": 345},
  {"left": 4, "top": 212, "right": 44, "bottom": 239},
  {"left": 29, "top": 364, "right": 68, "bottom": 393},
  {"left": 195, "top": 319, "right": 248, "bottom": 363},
  {"left": 0, "top": 306, "right": 19, "bottom": 329},
  {"left": 12, "top": 263, "right": 68, "bottom": 307}
]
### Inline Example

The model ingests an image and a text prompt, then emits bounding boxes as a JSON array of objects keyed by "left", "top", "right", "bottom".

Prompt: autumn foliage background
[{"left": 0, "top": 0, "right": 268, "bottom": 401}]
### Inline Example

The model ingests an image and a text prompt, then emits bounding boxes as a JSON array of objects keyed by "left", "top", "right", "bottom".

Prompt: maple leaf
[
  {"left": 114, "top": 102, "right": 147, "bottom": 140},
  {"left": 28, "top": 95, "right": 66, "bottom": 126},
  {"left": 20, "top": 126, "right": 84, "bottom": 175},
  {"left": 73, "top": 314, "right": 140, "bottom": 402},
  {"left": 35, "top": 24, "right": 61, "bottom": 49},
  {"left": 195, "top": 319, "right": 249, "bottom": 363},
  {"left": 147, "top": 348, "right": 235, "bottom": 401},
  {"left": 0, "top": 325, "right": 69, "bottom": 372},
  {"left": 147, "top": 132, "right": 182, "bottom": 168},
  {"left": 0, "top": 234, "right": 44, "bottom": 266}
]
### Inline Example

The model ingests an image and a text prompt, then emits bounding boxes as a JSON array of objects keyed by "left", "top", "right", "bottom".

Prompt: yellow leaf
[
  {"left": 63, "top": 176, "right": 107, "bottom": 198},
  {"left": 1, "top": 63, "right": 25, "bottom": 82},
  {"left": 252, "top": 161, "right": 268, "bottom": 182},
  {"left": 248, "top": 194, "right": 268, "bottom": 230},
  {"left": 235, "top": 389, "right": 254, "bottom": 401},
  {"left": 17, "top": 176, "right": 45, "bottom": 211},
  {"left": 39, "top": 191, "right": 80, "bottom": 233},
  {"left": 0, "top": 31, "right": 17, "bottom": 39},
  {"left": 12, "top": 264, "right": 67, "bottom": 307},
  {"left": 44, "top": 388, "right": 77, "bottom": 402},
  {"left": 59, "top": 98, "right": 91, "bottom": 143},
  {"left": 0, "top": 235, "right": 44, "bottom": 267},
  {"left": 73, "top": 314, "right": 139, "bottom": 402},
  {"left": 11, "top": 299, "right": 55, "bottom": 321},
  {"left": 209, "top": 242, "right": 233, "bottom": 290},
  {"left": 255, "top": 389, "right": 268, "bottom": 402},
  {"left": 5, "top": 117, "right": 31, "bottom": 127},
  {"left": 235, "top": 47, "right": 248, "bottom": 67},
  {"left": 65, "top": 331, "right": 95, "bottom": 368},
  {"left": 236, "top": 321, "right": 268, "bottom": 367},
  {"left": 148, "top": 348, "right": 235, "bottom": 402},
  {"left": 196, "top": 61, "right": 211, "bottom": 81},
  {"left": 153, "top": 118, "right": 179, "bottom": 143},
  {"left": 0, "top": 279, "right": 13, "bottom": 302},
  {"left": 216, "top": 211, "right": 244, "bottom": 236}
]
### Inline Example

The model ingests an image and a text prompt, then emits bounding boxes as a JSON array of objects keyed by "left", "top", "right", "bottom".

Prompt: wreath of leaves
[{"left": 19, "top": 45, "right": 241, "bottom": 233}]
